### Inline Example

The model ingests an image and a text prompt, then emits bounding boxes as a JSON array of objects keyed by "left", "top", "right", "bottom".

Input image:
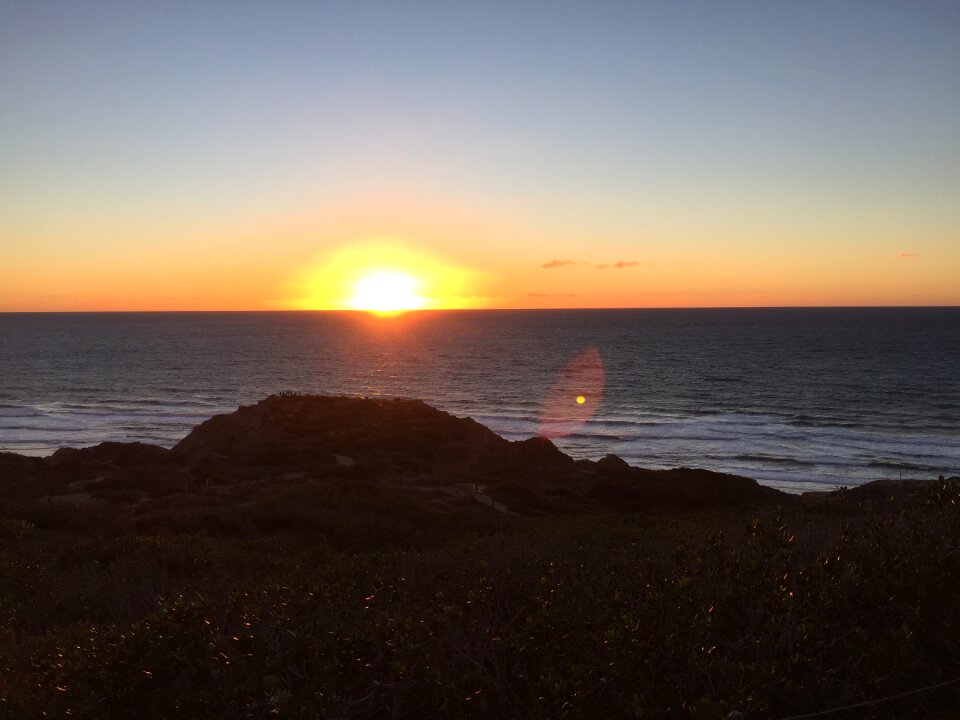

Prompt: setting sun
[
  {"left": 349, "top": 271, "right": 426, "bottom": 314},
  {"left": 290, "top": 240, "right": 480, "bottom": 312}
]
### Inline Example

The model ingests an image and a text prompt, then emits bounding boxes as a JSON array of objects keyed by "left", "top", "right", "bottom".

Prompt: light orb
[{"left": 350, "top": 271, "right": 425, "bottom": 314}]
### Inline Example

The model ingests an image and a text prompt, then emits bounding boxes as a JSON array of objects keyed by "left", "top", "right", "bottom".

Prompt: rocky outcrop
[
  {"left": 173, "top": 394, "right": 507, "bottom": 476},
  {"left": 0, "top": 452, "right": 44, "bottom": 491},
  {"left": 587, "top": 466, "right": 790, "bottom": 512},
  {"left": 2, "top": 393, "right": 793, "bottom": 513}
]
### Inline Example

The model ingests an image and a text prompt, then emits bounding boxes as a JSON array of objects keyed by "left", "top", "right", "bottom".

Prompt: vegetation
[{"left": 1, "top": 478, "right": 958, "bottom": 719}]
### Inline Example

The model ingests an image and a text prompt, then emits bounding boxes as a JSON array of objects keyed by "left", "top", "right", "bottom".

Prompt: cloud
[
  {"left": 542, "top": 259, "right": 640, "bottom": 270},
  {"left": 899, "top": 252, "right": 918, "bottom": 259},
  {"left": 541, "top": 259, "right": 579, "bottom": 269},
  {"left": 596, "top": 261, "right": 639, "bottom": 270}
]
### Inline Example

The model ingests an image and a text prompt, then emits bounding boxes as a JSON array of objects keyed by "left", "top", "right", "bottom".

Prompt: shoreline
[{"left": 2, "top": 393, "right": 954, "bottom": 495}]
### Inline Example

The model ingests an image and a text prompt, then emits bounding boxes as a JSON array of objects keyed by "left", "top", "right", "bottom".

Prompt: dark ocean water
[{"left": 1, "top": 309, "right": 958, "bottom": 492}]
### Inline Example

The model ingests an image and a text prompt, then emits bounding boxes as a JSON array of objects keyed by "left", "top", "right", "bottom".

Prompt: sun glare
[
  {"left": 291, "top": 240, "right": 480, "bottom": 312},
  {"left": 349, "top": 271, "right": 426, "bottom": 314}
]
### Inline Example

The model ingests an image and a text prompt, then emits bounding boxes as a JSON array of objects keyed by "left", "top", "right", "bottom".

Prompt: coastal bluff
[
  {"left": 1, "top": 393, "right": 789, "bottom": 517},
  {"left": 3, "top": 395, "right": 958, "bottom": 719}
]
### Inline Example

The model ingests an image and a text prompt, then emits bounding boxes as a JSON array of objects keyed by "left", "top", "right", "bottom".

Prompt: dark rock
[
  {"left": 497, "top": 436, "right": 574, "bottom": 478},
  {"left": 50, "top": 442, "right": 169, "bottom": 468},
  {"left": 2, "top": 394, "right": 795, "bottom": 514},
  {"left": 173, "top": 394, "right": 509, "bottom": 481},
  {"left": 0, "top": 451, "right": 44, "bottom": 484},
  {"left": 587, "top": 466, "right": 793, "bottom": 512},
  {"left": 595, "top": 454, "right": 631, "bottom": 476}
]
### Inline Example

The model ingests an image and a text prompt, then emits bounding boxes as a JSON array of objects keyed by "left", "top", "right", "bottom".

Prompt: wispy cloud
[
  {"left": 899, "top": 252, "right": 918, "bottom": 259},
  {"left": 596, "top": 261, "right": 639, "bottom": 270},
  {"left": 541, "top": 259, "right": 579, "bottom": 269},
  {"left": 542, "top": 259, "right": 640, "bottom": 270}
]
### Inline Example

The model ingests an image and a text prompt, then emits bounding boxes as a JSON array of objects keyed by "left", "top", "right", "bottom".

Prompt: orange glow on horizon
[
  {"left": 290, "top": 239, "right": 480, "bottom": 312},
  {"left": 349, "top": 271, "right": 426, "bottom": 315},
  {"left": 2, "top": 206, "right": 957, "bottom": 311}
]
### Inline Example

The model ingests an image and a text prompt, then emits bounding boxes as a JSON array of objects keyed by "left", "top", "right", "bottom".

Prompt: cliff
[{"left": 0, "top": 393, "right": 791, "bottom": 517}]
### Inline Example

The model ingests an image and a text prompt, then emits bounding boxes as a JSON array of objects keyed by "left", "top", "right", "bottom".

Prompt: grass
[{"left": 0, "top": 480, "right": 958, "bottom": 718}]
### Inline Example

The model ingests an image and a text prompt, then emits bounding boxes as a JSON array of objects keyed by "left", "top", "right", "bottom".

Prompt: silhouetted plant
[{"left": 1, "top": 481, "right": 958, "bottom": 718}]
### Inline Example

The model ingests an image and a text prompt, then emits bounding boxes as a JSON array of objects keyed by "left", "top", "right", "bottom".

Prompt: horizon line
[{"left": 2, "top": 304, "right": 959, "bottom": 315}]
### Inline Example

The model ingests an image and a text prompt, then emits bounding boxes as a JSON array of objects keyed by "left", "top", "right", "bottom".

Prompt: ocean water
[{"left": 1, "top": 308, "right": 958, "bottom": 493}]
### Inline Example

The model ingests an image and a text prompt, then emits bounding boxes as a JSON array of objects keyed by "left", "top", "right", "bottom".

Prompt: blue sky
[{"left": 2, "top": 1, "right": 958, "bottom": 309}]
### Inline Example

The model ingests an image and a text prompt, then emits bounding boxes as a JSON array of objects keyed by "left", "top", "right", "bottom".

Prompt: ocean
[{"left": 1, "top": 308, "right": 958, "bottom": 493}]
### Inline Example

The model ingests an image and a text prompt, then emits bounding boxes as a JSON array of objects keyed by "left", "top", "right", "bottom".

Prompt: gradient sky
[{"left": 2, "top": 1, "right": 958, "bottom": 310}]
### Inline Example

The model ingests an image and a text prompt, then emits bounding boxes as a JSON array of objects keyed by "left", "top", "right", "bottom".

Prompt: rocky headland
[
  {"left": 1, "top": 392, "right": 790, "bottom": 517},
  {"left": 2, "top": 394, "right": 958, "bottom": 719}
]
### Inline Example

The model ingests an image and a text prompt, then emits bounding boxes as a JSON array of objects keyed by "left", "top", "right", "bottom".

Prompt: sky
[{"left": 1, "top": 1, "right": 959, "bottom": 311}]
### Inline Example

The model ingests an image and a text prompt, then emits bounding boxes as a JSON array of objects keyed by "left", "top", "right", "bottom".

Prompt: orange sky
[
  {"left": 2, "top": 186, "right": 956, "bottom": 311},
  {"left": 2, "top": 4, "right": 958, "bottom": 311}
]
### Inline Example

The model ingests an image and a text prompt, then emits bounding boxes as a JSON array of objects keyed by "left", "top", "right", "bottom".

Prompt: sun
[
  {"left": 349, "top": 271, "right": 426, "bottom": 314},
  {"left": 291, "top": 239, "right": 481, "bottom": 312}
]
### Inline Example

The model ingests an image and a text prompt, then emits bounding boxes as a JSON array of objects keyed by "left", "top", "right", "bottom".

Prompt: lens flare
[{"left": 537, "top": 347, "right": 605, "bottom": 438}]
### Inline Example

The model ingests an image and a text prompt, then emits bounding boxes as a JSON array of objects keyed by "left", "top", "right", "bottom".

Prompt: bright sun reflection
[{"left": 349, "top": 271, "right": 426, "bottom": 314}]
